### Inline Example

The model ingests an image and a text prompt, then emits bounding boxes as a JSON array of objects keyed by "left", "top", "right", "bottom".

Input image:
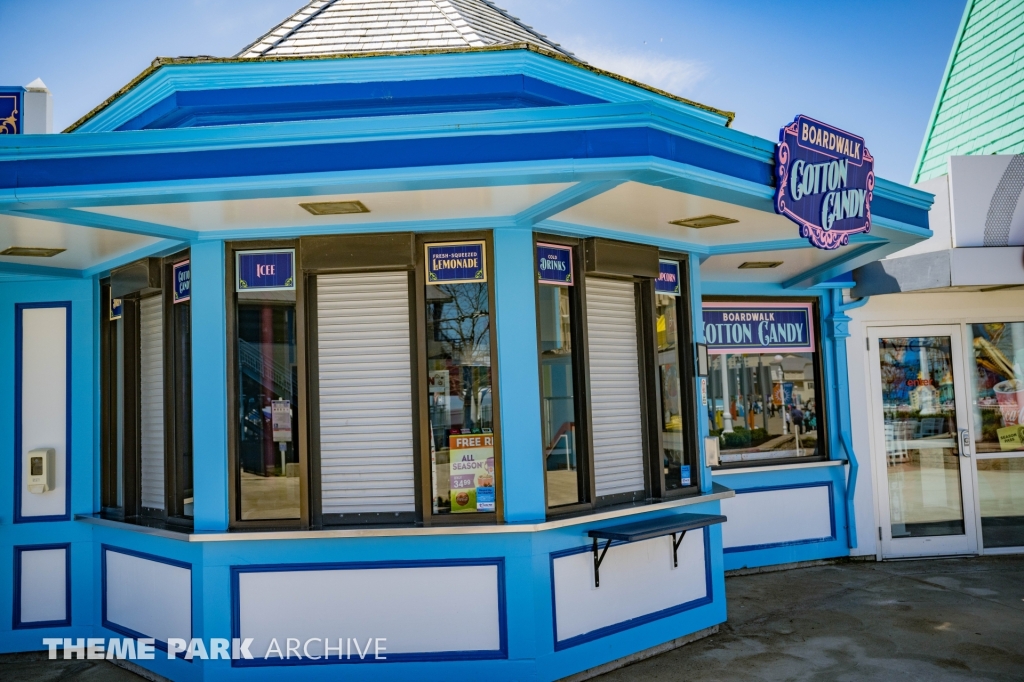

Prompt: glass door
[{"left": 869, "top": 326, "right": 978, "bottom": 558}]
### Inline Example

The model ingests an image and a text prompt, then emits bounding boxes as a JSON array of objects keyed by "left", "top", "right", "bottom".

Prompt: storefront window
[
  {"left": 539, "top": 281, "right": 582, "bottom": 507},
  {"left": 706, "top": 351, "right": 821, "bottom": 464},
  {"left": 425, "top": 266, "right": 495, "bottom": 516},
  {"left": 170, "top": 298, "right": 194, "bottom": 518},
  {"left": 969, "top": 322, "right": 1024, "bottom": 454},
  {"left": 977, "top": 457, "right": 1024, "bottom": 548},
  {"left": 236, "top": 302, "right": 300, "bottom": 520},
  {"left": 656, "top": 292, "right": 691, "bottom": 490}
]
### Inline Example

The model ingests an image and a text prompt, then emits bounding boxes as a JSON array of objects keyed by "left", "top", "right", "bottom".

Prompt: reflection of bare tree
[{"left": 430, "top": 283, "right": 490, "bottom": 365}]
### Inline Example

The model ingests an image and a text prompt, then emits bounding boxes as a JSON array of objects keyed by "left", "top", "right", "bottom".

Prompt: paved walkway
[
  {"left": 2, "top": 555, "right": 1022, "bottom": 681},
  {"left": 601, "top": 555, "right": 1024, "bottom": 682}
]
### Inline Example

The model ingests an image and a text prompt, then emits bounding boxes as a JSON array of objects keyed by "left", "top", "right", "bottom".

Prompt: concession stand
[{"left": 0, "top": 1, "right": 932, "bottom": 680}]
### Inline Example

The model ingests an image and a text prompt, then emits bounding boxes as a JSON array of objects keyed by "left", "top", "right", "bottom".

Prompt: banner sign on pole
[
  {"left": 236, "top": 249, "right": 295, "bottom": 292},
  {"left": 655, "top": 260, "right": 681, "bottom": 295},
  {"left": 172, "top": 260, "right": 191, "bottom": 303},
  {"left": 536, "top": 242, "right": 573, "bottom": 286},
  {"left": 426, "top": 241, "right": 486, "bottom": 285},
  {"left": 702, "top": 302, "right": 814, "bottom": 354},
  {"left": 775, "top": 115, "right": 874, "bottom": 250}
]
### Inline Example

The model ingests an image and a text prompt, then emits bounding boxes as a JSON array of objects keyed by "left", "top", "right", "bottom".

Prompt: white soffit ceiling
[
  {"left": 553, "top": 181, "right": 799, "bottom": 247},
  {"left": 699, "top": 244, "right": 857, "bottom": 283},
  {"left": 0, "top": 213, "right": 161, "bottom": 270},
  {"left": 80, "top": 183, "right": 575, "bottom": 231}
]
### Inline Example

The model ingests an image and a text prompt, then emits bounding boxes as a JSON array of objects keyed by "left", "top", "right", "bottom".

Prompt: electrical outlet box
[
  {"left": 704, "top": 437, "right": 720, "bottom": 467},
  {"left": 27, "top": 448, "right": 55, "bottom": 493}
]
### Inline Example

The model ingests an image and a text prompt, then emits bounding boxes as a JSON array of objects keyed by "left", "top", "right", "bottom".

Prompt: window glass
[
  {"left": 969, "top": 322, "right": 1024, "bottom": 454},
  {"left": 237, "top": 302, "right": 300, "bottom": 520},
  {"left": 656, "top": 293, "right": 691, "bottom": 489},
  {"left": 539, "top": 283, "right": 582, "bottom": 507},
  {"left": 707, "top": 351, "right": 821, "bottom": 464},
  {"left": 425, "top": 282, "right": 495, "bottom": 515},
  {"left": 977, "top": 457, "right": 1024, "bottom": 548},
  {"left": 171, "top": 299, "right": 194, "bottom": 517}
]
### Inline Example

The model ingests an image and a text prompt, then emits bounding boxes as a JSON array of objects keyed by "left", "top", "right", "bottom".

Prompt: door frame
[{"left": 867, "top": 324, "right": 979, "bottom": 559}]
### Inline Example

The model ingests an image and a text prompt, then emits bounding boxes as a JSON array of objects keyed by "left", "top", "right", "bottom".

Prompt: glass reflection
[
  {"left": 540, "top": 284, "right": 581, "bottom": 507},
  {"left": 425, "top": 282, "right": 495, "bottom": 515},
  {"left": 977, "top": 457, "right": 1024, "bottom": 548},
  {"left": 656, "top": 293, "right": 689, "bottom": 489},
  {"left": 969, "top": 322, "right": 1024, "bottom": 453},
  {"left": 237, "top": 303, "right": 299, "bottom": 520},
  {"left": 878, "top": 336, "right": 964, "bottom": 538}
]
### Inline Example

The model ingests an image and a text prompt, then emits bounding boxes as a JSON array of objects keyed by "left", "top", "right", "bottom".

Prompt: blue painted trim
[
  {"left": 514, "top": 179, "right": 624, "bottom": 225},
  {"left": 14, "top": 302, "right": 72, "bottom": 523},
  {"left": 707, "top": 233, "right": 885, "bottom": 257},
  {"left": 229, "top": 558, "right": 508, "bottom": 666},
  {"left": 722, "top": 482, "right": 836, "bottom": 554},
  {"left": 100, "top": 544, "right": 193, "bottom": 656},
  {"left": 81, "top": 238, "right": 186, "bottom": 278},
  {"left": 782, "top": 242, "right": 891, "bottom": 289},
  {"left": 549, "top": 528, "right": 713, "bottom": 650},
  {"left": 71, "top": 52, "right": 732, "bottom": 133},
  {"left": 0, "top": 258, "right": 82, "bottom": 278},
  {"left": 830, "top": 289, "right": 863, "bottom": 548},
  {"left": 12, "top": 543, "right": 72, "bottom": 629},
  {"left": 538, "top": 219, "right": 711, "bottom": 255}
]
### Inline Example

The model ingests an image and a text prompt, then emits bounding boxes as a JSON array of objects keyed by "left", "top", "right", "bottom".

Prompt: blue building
[{"left": 1, "top": 2, "right": 932, "bottom": 680}]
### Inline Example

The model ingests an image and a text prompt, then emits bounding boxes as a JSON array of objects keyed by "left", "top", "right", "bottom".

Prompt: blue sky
[{"left": 0, "top": 0, "right": 965, "bottom": 183}]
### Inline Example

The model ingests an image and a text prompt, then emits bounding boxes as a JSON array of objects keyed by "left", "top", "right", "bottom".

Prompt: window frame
[
  {"left": 414, "top": 230, "right": 503, "bottom": 527},
  {"left": 99, "top": 249, "right": 194, "bottom": 528},
  {"left": 225, "top": 238, "right": 310, "bottom": 531},
  {"left": 646, "top": 253, "right": 701, "bottom": 500},
  {"left": 703, "top": 295, "right": 829, "bottom": 470}
]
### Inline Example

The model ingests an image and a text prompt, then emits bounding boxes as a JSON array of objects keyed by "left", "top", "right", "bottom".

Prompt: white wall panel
[
  {"left": 20, "top": 306, "right": 67, "bottom": 519},
  {"left": 238, "top": 564, "right": 501, "bottom": 656},
  {"left": 553, "top": 531, "right": 707, "bottom": 643},
  {"left": 721, "top": 485, "right": 833, "bottom": 550},
  {"left": 19, "top": 548, "right": 67, "bottom": 624},
  {"left": 105, "top": 550, "right": 190, "bottom": 643}
]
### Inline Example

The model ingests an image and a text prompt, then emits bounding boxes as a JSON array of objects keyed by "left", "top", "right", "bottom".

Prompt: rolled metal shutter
[
  {"left": 139, "top": 294, "right": 165, "bottom": 511},
  {"left": 586, "top": 277, "right": 645, "bottom": 497},
  {"left": 317, "top": 272, "right": 415, "bottom": 514}
]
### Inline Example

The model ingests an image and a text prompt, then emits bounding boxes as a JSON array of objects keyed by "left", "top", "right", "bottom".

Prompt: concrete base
[{"left": 560, "top": 625, "right": 719, "bottom": 682}]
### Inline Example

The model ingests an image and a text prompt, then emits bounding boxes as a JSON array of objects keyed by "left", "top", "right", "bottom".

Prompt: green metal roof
[{"left": 914, "top": 0, "right": 1024, "bottom": 182}]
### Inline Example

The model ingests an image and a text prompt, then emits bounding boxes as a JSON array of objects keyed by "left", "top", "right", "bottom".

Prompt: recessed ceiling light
[
  {"left": 0, "top": 246, "right": 66, "bottom": 258},
  {"left": 738, "top": 261, "right": 783, "bottom": 269},
  {"left": 669, "top": 214, "right": 738, "bottom": 229},
  {"left": 299, "top": 200, "right": 370, "bottom": 216}
]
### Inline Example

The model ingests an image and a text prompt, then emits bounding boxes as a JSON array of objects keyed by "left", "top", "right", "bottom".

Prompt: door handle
[{"left": 959, "top": 429, "right": 971, "bottom": 457}]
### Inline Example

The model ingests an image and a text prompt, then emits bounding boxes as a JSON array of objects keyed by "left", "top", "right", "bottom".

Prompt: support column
[
  {"left": 493, "top": 228, "right": 545, "bottom": 522},
  {"left": 688, "top": 255, "right": 714, "bottom": 494},
  {"left": 190, "top": 241, "right": 230, "bottom": 531}
]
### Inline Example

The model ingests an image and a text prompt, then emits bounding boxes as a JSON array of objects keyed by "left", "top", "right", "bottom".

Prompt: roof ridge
[
  {"left": 236, "top": 0, "right": 337, "bottom": 59},
  {"left": 467, "top": 0, "right": 574, "bottom": 58},
  {"left": 431, "top": 0, "right": 486, "bottom": 47}
]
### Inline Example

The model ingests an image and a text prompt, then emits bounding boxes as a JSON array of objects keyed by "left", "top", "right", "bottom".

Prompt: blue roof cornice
[{"left": 68, "top": 49, "right": 733, "bottom": 134}]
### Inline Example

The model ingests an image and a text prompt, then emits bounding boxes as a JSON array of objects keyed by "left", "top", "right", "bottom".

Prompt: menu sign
[
  {"left": 536, "top": 242, "right": 573, "bottom": 285},
  {"left": 172, "top": 259, "right": 191, "bottom": 303},
  {"left": 655, "top": 260, "right": 681, "bottom": 295},
  {"left": 426, "top": 241, "right": 486, "bottom": 285},
  {"left": 449, "top": 434, "right": 495, "bottom": 512},
  {"left": 236, "top": 249, "right": 295, "bottom": 292}
]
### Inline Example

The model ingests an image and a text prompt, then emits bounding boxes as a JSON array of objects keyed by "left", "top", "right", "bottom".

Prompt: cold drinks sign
[{"left": 775, "top": 115, "right": 874, "bottom": 250}]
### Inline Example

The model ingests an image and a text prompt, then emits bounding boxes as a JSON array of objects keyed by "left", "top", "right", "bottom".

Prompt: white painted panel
[
  {"left": 317, "top": 272, "right": 414, "bottom": 514},
  {"left": 586, "top": 277, "right": 645, "bottom": 496},
  {"left": 238, "top": 564, "right": 501, "bottom": 655},
  {"left": 721, "top": 485, "right": 833, "bottom": 550},
  {"left": 20, "top": 548, "right": 66, "bottom": 624},
  {"left": 139, "top": 295, "right": 165, "bottom": 511},
  {"left": 20, "top": 307, "right": 67, "bottom": 519},
  {"left": 553, "top": 532, "right": 707, "bottom": 642},
  {"left": 105, "top": 550, "right": 190, "bottom": 643}
]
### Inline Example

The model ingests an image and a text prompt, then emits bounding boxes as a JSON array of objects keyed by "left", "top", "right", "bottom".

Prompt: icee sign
[
  {"left": 702, "top": 302, "right": 814, "bottom": 354},
  {"left": 775, "top": 115, "right": 874, "bottom": 250}
]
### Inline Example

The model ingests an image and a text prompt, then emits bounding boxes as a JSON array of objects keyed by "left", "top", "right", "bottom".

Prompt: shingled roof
[{"left": 236, "top": 0, "right": 575, "bottom": 60}]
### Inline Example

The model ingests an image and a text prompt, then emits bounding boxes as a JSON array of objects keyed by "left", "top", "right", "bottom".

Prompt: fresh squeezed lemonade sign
[{"left": 449, "top": 434, "right": 495, "bottom": 512}]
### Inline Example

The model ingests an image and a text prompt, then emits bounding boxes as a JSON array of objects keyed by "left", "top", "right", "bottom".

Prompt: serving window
[
  {"left": 226, "top": 232, "right": 500, "bottom": 529},
  {"left": 702, "top": 299, "right": 826, "bottom": 467},
  {"left": 536, "top": 235, "right": 700, "bottom": 517},
  {"left": 100, "top": 251, "right": 193, "bottom": 527}
]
